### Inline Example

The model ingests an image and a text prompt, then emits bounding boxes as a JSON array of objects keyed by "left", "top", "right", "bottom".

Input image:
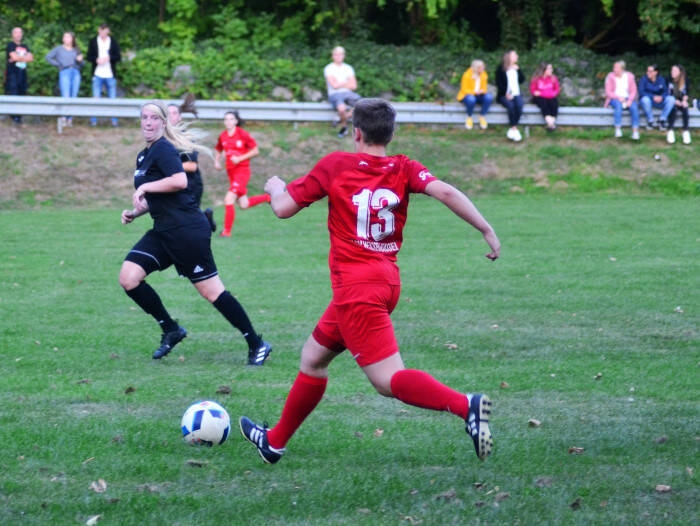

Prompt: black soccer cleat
[
  {"left": 239, "top": 416, "right": 285, "bottom": 464},
  {"left": 248, "top": 340, "right": 272, "bottom": 366},
  {"left": 153, "top": 326, "right": 187, "bottom": 359},
  {"left": 465, "top": 393, "right": 493, "bottom": 461},
  {"left": 204, "top": 208, "right": 217, "bottom": 232}
]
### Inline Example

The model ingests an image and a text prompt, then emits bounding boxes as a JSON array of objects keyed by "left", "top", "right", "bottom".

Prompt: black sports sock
[
  {"left": 125, "top": 281, "right": 178, "bottom": 332},
  {"left": 213, "top": 291, "right": 261, "bottom": 349}
]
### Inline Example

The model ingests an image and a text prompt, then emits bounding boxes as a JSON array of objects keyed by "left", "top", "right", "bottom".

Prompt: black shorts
[{"left": 125, "top": 226, "right": 218, "bottom": 283}]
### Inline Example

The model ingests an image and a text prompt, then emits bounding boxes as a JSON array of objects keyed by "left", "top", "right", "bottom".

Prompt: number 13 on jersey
[{"left": 352, "top": 188, "right": 400, "bottom": 242}]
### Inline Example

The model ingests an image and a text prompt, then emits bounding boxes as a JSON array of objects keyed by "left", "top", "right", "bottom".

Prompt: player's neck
[{"left": 356, "top": 144, "right": 386, "bottom": 157}]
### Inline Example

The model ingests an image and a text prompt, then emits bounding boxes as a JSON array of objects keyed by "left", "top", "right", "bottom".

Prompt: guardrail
[{"left": 1, "top": 95, "right": 697, "bottom": 133}]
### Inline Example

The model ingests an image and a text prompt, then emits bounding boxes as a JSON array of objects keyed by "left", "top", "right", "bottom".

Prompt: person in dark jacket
[
  {"left": 495, "top": 50, "right": 525, "bottom": 142},
  {"left": 86, "top": 23, "right": 121, "bottom": 127},
  {"left": 638, "top": 64, "right": 675, "bottom": 130}
]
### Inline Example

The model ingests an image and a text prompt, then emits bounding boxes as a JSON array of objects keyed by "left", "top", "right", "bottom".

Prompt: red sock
[
  {"left": 246, "top": 194, "right": 271, "bottom": 208},
  {"left": 390, "top": 369, "right": 468, "bottom": 419},
  {"left": 267, "top": 372, "right": 328, "bottom": 449},
  {"left": 223, "top": 204, "right": 235, "bottom": 233}
]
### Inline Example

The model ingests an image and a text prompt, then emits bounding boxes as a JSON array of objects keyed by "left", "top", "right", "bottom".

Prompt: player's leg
[
  {"left": 240, "top": 304, "right": 343, "bottom": 463},
  {"left": 221, "top": 188, "right": 236, "bottom": 237},
  {"left": 237, "top": 192, "right": 271, "bottom": 209},
  {"left": 119, "top": 234, "right": 184, "bottom": 358},
  {"left": 192, "top": 275, "right": 270, "bottom": 364}
]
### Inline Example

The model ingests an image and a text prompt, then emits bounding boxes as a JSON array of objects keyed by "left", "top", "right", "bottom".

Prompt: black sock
[
  {"left": 125, "top": 282, "right": 178, "bottom": 332},
  {"left": 213, "top": 291, "right": 261, "bottom": 349}
]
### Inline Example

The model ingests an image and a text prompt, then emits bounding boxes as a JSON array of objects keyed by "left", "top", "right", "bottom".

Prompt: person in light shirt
[
  {"left": 323, "top": 46, "right": 361, "bottom": 138},
  {"left": 86, "top": 24, "right": 121, "bottom": 127},
  {"left": 604, "top": 60, "right": 640, "bottom": 140}
]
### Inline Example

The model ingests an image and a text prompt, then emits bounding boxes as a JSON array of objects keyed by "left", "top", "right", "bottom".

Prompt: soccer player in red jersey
[
  {"left": 240, "top": 98, "right": 501, "bottom": 463},
  {"left": 213, "top": 110, "right": 270, "bottom": 237}
]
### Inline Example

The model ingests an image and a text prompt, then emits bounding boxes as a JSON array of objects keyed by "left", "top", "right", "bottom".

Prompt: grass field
[{"left": 1, "top": 192, "right": 697, "bottom": 525}]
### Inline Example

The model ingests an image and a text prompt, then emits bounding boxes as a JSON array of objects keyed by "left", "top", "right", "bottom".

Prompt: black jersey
[
  {"left": 134, "top": 137, "right": 202, "bottom": 231},
  {"left": 180, "top": 149, "right": 204, "bottom": 206}
]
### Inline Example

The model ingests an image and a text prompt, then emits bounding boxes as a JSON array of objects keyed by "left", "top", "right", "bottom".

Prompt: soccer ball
[{"left": 181, "top": 400, "right": 231, "bottom": 446}]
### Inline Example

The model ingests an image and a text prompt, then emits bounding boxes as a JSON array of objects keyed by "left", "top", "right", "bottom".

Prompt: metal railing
[{"left": 1, "top": 95, "right": 697, "bottom": 133}]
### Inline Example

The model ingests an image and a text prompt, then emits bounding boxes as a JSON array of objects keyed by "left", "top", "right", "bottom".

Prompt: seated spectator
[
  {"left": 530, "top": 62, "right": 560, "bottom": 131},
  {"left": 666, "top": 64, "right": 692, "bottom": 145},
  {"left": 456, "top": 59, "right": 493, "bottom": 130},
  {"left": 324, "top": 46, "right": 361, "bottom": 139},
  {"left": 638, "top": 64, "right": 675, "bottom": 130},
  {"left": 604, "top": 60, "right": 640, "bottom": 140},
  {"left": 495, "top": 50, "right": 525, "bottom": 142}
]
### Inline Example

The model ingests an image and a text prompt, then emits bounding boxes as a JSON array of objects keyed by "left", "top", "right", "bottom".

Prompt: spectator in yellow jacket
[{"left": 456, "top": 59, "right": 493, "bottom": 130}]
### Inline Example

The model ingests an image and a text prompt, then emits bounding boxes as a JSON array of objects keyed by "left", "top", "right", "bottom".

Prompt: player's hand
[
  {"left": 264, "top": 175, "right": 286, "bottom": 196},
  {"left": 121, "top": 209, "right": 135, "bottom": 225},
  {"left": 230, "top": 155, "right": 240, "bottom": 164},
  {"left": 483, "top": 230, "right": 501, "bottom": 261},
  {"left": 132, "top": 188, "right": 147, "bottom": 211}
]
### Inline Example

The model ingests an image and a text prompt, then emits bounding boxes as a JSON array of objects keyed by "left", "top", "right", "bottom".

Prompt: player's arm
[
  {"left": 133, "top": 172, "right": 188, "bottom": 207},
  {"left": 232, "top": 145, "right": 259, "bottom": 164},
  {"left": 424, "top": 179, "right": 501, "bottom": 260},
  {"left": 265, "top": 176, "right": 302, "bottom": 219}
]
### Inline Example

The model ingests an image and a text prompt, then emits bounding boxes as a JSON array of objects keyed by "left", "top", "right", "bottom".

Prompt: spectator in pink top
[
  {"left": 530, "top": 62, "right": 560, "bottom": 131},
  {"left": 604, "top": 60, "right": 640, "bottom": 140}
]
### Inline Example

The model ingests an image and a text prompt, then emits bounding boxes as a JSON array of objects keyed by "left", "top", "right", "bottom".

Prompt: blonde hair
[
  {"left": 140, "top": 100, "right": 211, "bottom": 157},
  {"left": 471, "top": 59, "right": 485, "bottom": 73}
]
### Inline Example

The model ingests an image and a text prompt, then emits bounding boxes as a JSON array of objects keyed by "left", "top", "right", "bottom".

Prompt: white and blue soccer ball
[{"left": 181, "top": 400, "right": 231, "bottom": 446}]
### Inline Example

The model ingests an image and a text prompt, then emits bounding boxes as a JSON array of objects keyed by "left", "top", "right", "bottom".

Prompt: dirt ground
[{"left": 1, "top": 116, "right": 336, "bottom": 209}]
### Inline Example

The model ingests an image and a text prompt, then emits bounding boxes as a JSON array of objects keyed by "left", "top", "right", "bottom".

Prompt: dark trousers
[
  {"left": 668, "top": 106, "right": 689, "bottom": 130},
  {"left": 498, "top": 95, "right": 524, "bottom": 126},
  {"left": 5, "top": 69, "right": 28, "bottom": 123},
  {"left": 533, "top": 96, "right": 559, "bottom": 118}
]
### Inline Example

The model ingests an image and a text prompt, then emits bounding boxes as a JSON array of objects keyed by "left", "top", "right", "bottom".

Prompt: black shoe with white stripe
[
  {"left": 153, "top": 326, "right": 187, "bottom": 359},
  {"left": 465, "top": 393, "right": 493, "bottom": 460},
  {"left": 248, "top": 340, "right": 272, "bottom": 366},
  {"left": 239, "top": 416, "right": 285, "bottom": 464}
]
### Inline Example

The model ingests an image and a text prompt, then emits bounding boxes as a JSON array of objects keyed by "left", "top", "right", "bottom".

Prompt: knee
[{"left": 118, "top": 269, "right": 140, "bottom": 291}]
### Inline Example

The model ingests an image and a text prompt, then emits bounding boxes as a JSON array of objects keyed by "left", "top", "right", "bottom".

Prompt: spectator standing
[
  {"left": 213, "top": 110, "right": 270, "bottom": 237},
  {"left": 456, "top": 59, "right": 493, "bottom": 130},
  {"left": 324, "top": 46, "right": 361, "bottom": 139},
  {"left": 239, "top": 98, "right": 499, "bottom": 465},
  {"left": 638, "top": 64, "right": 675, "bottom": 130},
  {"left": 530, "top": 62, "right": 560, "bottom": 131},
  {"left": 604, "top": 60, "right": 640, "bottom": 140},
  {"left": 86, "top": 24, "right": 121, "bottom": 127},
  {"left": 167, "top": 94, "right": 217, "bottom": 231},
  {"left": 4, "top": 27, "right": 34, "bottom": 124},
  {"left": 119, "top": 100, "right": 272, "bottom": 366},
  {"left": 666, "top": 64, "right": 692, "bottom": 145},
  {"left": 495, "top": 50, "right": 525, "bottom": 142},
  {"left": 45, "top": 31, "right": 84, "bottom": 127}
]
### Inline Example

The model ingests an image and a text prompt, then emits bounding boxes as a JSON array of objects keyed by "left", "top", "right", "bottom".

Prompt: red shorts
[
  {"left": 227, "top": 165, "right": 251, "bottom": 196},
  {"left": 312, "top": 282, "right": 401, "bottom": 367}
]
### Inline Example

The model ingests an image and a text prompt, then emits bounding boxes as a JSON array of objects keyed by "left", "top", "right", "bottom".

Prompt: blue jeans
[
  {"left": 609, "top": 99, "right": 640, "bottom": 127},
  {"left": 91, "top": 76, "right": 118, "bottom": 126},
  {"left": 639, "top": 95, "right": 675, "bottom": 123},
  {"left": 498, "top": 95, "right": 524, "bottom": 126},
  {"left": 461, "top": 93, "right": 493, "bottom": 117}
]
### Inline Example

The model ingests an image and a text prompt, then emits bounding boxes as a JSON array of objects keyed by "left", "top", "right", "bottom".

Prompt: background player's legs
[
  {"left": 238, "top": 193, "right": 271, "bottom": 209},
  {"left": 221, "top": 190, "right": 236, "bottom": 236}
]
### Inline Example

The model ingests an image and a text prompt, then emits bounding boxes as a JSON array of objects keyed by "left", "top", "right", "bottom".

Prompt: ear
[{"left": 353, "top": 127, "right": 362, "bottom": 142}]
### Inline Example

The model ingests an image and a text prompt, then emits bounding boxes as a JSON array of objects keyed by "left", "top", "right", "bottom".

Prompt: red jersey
[
  {"left": 215, "top": 127, "right": 257, "bottom": 169},
  {"left": 286, "top": 151, "right": 436, "bottom": 288}
]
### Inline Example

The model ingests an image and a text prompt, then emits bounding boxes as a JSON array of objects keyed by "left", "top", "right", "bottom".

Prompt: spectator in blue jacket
[{"left": 638, "top": 64, "right": 675, "bottom": 131}]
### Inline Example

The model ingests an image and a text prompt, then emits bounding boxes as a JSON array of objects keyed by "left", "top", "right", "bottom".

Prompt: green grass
[{"left": 1, "top": 194, "right": 698, "bottom": 525}]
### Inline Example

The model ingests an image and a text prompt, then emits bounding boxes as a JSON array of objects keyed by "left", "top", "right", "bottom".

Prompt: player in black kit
[{"left": 119, "top": 100, "right": 271, "bottom": 366}]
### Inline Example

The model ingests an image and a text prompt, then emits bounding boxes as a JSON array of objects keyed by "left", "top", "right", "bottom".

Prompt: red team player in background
[
  {"left": 213, "top": 110, "right": 270, "bottom": 237},
  {"left": 240, "top": 98, "right": 501, "bottom": 464}
]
